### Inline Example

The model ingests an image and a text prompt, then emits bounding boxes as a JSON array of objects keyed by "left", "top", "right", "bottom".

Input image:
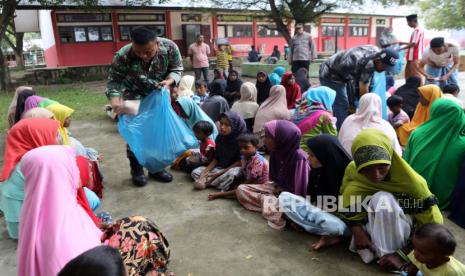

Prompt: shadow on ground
[{"left": 0, "top": 119, "right": 464, "bottom": 276}]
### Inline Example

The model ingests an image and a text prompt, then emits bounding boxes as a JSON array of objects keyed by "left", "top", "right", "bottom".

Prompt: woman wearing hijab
[
  {"left": 0, "top": 118, "right": 60, "bottom": 239},
  {"left": 295, "top": 67, "right": 311, "bottom": 92},
  {"left": 201, "top": 79, "right": 230, "bottom": 122},
  {"left": 177, "top": 75, "right": 195, "bottom": 98},
  {"left": 339, "top": 129, "right": 443, "bottom": 269},
  {"left": 13, "top": 89, "right": 36, "bottom": 126},
  {"left": 231, "top": 82, "right": 259, "bottom": 131},
  {"left": 395, "top": 76, "right": 422, "bottom": 119},
  {"left": 236, "top": 120, "right": 310, "bottom": 230},
  {"left": 404, "top": 99, "right": 465, "bottom": 209},
  {"left": 176, "top": 96, "right": 218, "bottom": 140},
  {"left": 46, "top": 103, "right": 75, "bottom": 145},
  {"left": 397, "top": 84, "right": 442, "bottom": 146},
  {"left": 293, "top": 86, "right": 337, "bottom": 151},
  {"left": 281, "top": 72, "right": 301, "bottom": 109},
  {"left": 338, "top": 93, "right": 402, "bottom": 157},
  {"left": 279, "top": 135, "right": 351, "bottom": 250},
  {"left": 256, "top": 71, "right": 272, "bottom": 105},
  {"left": 269, "top": 66, "right": 286, "bottom": 85},
  {"left": 17, "top": 146, "right": 102, "bottom": 276},
  {"left": 192, "top": 111, "right": 247, "bottom": 191},
  {"left": 449, "top": 158, "right": 465, "bottom": 229},
  {"left": 253, "top": 85, "right": 292, "bottom": 147},
  {"left": 22, "top": 95, "right": 44, "bottom": 116},
  {"left": 22, "top": 107, "right": 54, "bottom": 119},
  {"left": 7, "top": 86, "right": 32, "bottom": 128},
  {"left": 101, "top": 216, "right": 173, "bottom": 276},
  {"left": 225, "top": 70, "right": 243, "bottom": 107}
]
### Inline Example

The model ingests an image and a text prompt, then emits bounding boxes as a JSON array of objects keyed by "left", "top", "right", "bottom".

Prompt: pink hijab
[{"left": 17, "top": 145, "right": 102, "bottom": 276}]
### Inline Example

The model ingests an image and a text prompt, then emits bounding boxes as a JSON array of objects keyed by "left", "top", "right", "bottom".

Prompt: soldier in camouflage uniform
[{"left": 106, "top": 26, "right": 183, "bottom": 186}]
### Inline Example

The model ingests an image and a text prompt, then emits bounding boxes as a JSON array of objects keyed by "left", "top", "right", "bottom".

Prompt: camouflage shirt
[{"left": 106, "top": 38, "right": 183, "bottom": 100}]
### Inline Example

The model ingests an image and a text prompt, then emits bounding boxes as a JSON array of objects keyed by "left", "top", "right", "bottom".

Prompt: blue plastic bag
[
  {"left": 118, "top": 88, "right": 198, "bottom": 173},
  {"left": 372, "top": 71, "right": 388, "bottom": 120}
]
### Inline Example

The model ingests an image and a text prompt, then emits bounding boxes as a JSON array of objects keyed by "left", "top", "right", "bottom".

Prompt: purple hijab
[
  {"left": 215, "top": 111, "right": 247, "bottom": 168},
  {"left": 23, "top": 96, "right": 44, "bottom": 115},
  {"left": 265, "top": 120, "right": 309, "bottom": 196}
]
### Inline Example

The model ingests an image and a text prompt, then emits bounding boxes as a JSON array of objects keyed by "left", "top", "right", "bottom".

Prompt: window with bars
[
  {"left": 321, "top": 26, "right": 345, "bottom": 36},
  {"left": 349, "top": 26, "right": 368, "bottom": 37},
  {"left": 257, "top": 25, "right": 280, "bottom": 37},
  {"left": 119, "top": 25, "right": 166, "bottom": 41},
  {"left": 58, "top": 26, "right": 113, "bottom": 43}
]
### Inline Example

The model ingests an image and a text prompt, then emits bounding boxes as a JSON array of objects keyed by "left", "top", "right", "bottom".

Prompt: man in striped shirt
[{"left": 402, "top": 14, "right": 425, "bottom": 79}]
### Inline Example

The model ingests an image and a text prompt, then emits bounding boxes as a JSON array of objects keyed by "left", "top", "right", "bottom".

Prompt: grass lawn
[{"left": 0, "top": 81, "right": 108, "bottom": 133}]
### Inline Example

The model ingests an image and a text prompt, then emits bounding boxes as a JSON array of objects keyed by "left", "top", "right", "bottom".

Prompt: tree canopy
[{"left": 419, "top": 0, "right": 465, "bottom": 30}]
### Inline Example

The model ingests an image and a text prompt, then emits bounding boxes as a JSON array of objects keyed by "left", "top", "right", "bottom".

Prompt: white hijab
[
  {"left": 178, "top": 75, "right": 195, "bottom": 98},
  {"left": 338, "top": 93, "right": 402, "bottom": 156},
  {"left": 231, "top": 82, "right": 259, "bottom": 119}
]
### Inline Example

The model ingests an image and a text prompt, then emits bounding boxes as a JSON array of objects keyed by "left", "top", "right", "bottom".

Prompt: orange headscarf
[
  {"left": 0, "top": 118, "right": 59, "bottom": 181},
  {"left": 397, "top": 84, "right": 442, "bottom": 146}
]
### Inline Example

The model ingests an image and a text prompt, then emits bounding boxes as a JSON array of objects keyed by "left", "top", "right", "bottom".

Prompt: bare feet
[
  {"left": 289, "top": 222, "right": 305, "bottom": 232},
  {"left": 208, "top": 192, "right": 223, "bottom": 201},
  {"left": 311, "top": 235, "right": 341, "bottom": 251}
]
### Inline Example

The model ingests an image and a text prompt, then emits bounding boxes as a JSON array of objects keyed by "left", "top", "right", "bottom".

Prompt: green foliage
[{"left": 419, "top": 0, "right": 465, "bottom": 30}]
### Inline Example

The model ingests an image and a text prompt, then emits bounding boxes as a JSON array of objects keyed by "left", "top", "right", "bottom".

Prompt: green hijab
[
  {"left": 339, "top": 128, "right": 443, "bottom": 225},
  {"left": 404, "top": 99, "right": 465, "bottom": 209}
]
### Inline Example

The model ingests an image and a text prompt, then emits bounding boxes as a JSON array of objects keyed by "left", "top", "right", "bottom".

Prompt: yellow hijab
[
  {"left": 46, "top": 103, "right": 74, "bottom": 145},
  {"left": 339, "top": 128, "right": 443, "bottom": 226},
  {"left": 397, "top": 85, "right": 442, "bottom": 146}
]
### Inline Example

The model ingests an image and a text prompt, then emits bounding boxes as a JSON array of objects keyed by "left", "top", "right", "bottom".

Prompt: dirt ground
[{"left": 1, "top": 72, "right": 465, "bottom": 275}]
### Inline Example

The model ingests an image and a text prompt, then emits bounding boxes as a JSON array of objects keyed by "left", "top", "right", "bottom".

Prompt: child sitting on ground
[
  {"left": 193, "top": 80, "right": 209, "bottom": 106},
  {"left": 387, "top": 95, "right": 410, "bottom": 129},
  {"left": 191, "top": 111, "right": 247, "bottom": 191},
  {"left": 208, "top": 133, "right": 269, "bottom": 201},
  {"left": 442, "top": 83, "right": 464, "bottom": 108},
  {"left": 179, "top": 121, "right": 216, "bottom": 173},
  {"left": 406, "top": 223, "right": 465, "bottom": 276}
]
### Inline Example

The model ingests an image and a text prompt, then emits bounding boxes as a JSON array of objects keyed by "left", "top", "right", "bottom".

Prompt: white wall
[
  {"left": 14, "top": 10, "right": 40, "bottom": 32},
  {"left": 38, "top": 10, "right": 55, "bottom": 49}
]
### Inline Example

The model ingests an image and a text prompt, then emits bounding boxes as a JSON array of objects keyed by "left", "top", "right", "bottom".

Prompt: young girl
[
  {"left": 17, "top": 146, "right": 103, "bottom": 276},
  {"left": 339, "top": 128, "right": 443, "bottom": 270},
  {"left": 281, "top": 72, "right": 301, "bottom": 109},
  {"left": 256, "top": 71, "right": 272, "bottom": 105},
  {"left": 397, "top": 84, "right": 442, "bottom": 146},
  {"left": 279, "top": 135, "right": 351, "bottom": 250},
  {"left": 293, "top": 86, "right": 337, "bottom": 152},
  {"left": 406, "top": 224, "right": 465, "bottom": 276},
  {"left": 0, "top": 118, "right": 60, "bottom": 239},
  {"left": 176, "top": 97, "right": 218, "bottom": 140},
  {"left": 225, "top": 70, "right": 243, "bottom": 107},
  {"left": 201, "top": 79, "right": 230, "bottom": 122},
  {"left": 13, "top": 88, "right": 36, "bottom": 126},
  {"left": 269, "top": 66, "right": 285, "bottom": 86},
  {"left": 191, "top": 111, "right": 247, "bottom": 191},
  {"left": 236, "top": 120, "right": 310, "bottom": 230},
  {"left": 208, "top": 133, "right": 268, "bottom": 201},
  {"left": 231, "top": 82, "right": 259, "bottom": 132},
  {"left": 178, "top": 75, "right": 195, "bottom": 98},
  {"left": 46, "top": 103, "right": 75, "bottom": 145}
]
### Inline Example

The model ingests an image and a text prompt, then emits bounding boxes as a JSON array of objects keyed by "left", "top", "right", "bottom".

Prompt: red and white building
[{"left": 16, "top": 2, "right": 405, "bottom": 68}]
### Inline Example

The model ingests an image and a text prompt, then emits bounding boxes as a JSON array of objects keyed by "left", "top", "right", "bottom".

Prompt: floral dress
[{"left": 102, "top": 216, "right": 174, "bottom": 276}]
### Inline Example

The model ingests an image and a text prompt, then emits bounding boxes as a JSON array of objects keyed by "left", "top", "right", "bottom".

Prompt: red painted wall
[
  {"left": 346, "top": 37, "right": 371, "bottom": 48},
  {"left": 60, "top": 42, "right": 115, "bottom": 66},
  {"left": 44, "top": 45, "right": 59, "bottom": 68},
  {"left": 256, "top": 37, "right": 287, "bottom": 55}
]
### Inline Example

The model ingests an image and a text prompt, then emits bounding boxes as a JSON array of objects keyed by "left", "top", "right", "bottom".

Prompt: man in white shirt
[{"left": 416, "top": 37, "right": 460, "bottom": 88}]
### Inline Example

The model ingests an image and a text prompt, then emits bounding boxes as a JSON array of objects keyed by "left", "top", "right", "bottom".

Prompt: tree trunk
[
  {"left": 0, "top": 50, "right": 8, "bottom": 92},
  {"left": 14, "top": 32, "right": 25, "bottom": 69}
]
